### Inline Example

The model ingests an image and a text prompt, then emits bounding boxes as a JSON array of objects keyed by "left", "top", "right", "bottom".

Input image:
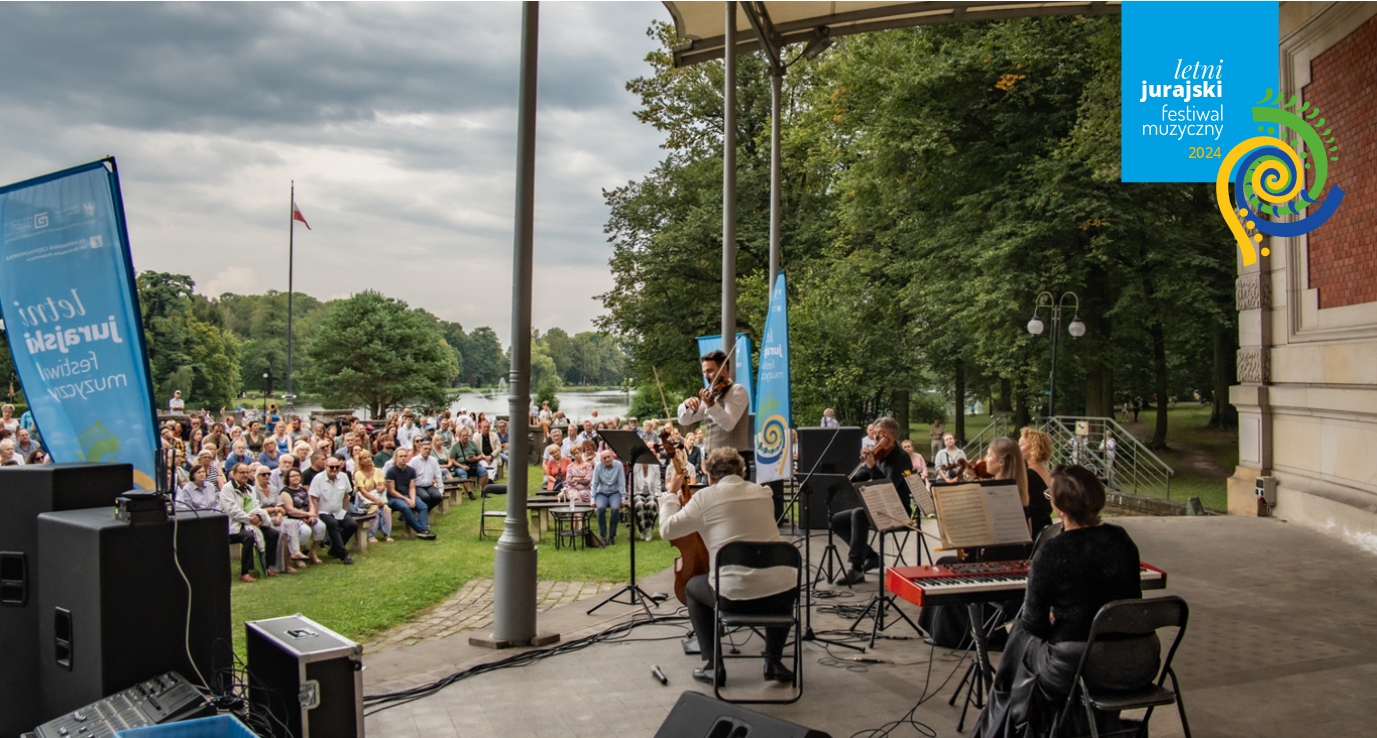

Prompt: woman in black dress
[
  {"left": 1020, "top": 427, "right": 1056, "bottom": 543},
  {"left": 972, "top": 466, "right": 1160, "bottom": 738}
]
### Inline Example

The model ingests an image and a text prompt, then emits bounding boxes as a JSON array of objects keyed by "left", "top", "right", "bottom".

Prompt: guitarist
[{"left": 661, "top": 447, "right": 797, "bottom": 688}]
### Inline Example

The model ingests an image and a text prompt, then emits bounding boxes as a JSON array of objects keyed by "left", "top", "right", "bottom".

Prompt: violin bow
[{"left": 652, "top": 366, "right": 672, "bottom": 421}]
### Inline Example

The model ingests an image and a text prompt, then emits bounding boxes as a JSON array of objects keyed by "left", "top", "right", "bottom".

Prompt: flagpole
[{"left": 286, "top": 181, "right": 295, "bottom": 415}]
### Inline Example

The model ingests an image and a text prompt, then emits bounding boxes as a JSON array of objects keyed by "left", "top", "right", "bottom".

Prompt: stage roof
[{"left": 663, "top": 1, "right": 1121, "bottom": 67}]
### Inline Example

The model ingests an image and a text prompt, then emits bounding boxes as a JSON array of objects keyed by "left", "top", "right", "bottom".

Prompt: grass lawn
[
  {"left": 1121, "top": 404, "right": 1238, "bottom": 511},
  {"left": 228, "top": 466, "right": 678, "bottom": 659},
  {"left": 907, "top": 413, "right": 995, "bottom": 446}
]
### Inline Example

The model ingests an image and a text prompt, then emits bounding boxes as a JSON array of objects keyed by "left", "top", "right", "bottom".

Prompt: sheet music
[
  {"left": 984, "top": 484, "right": 1033, "bottom": 545},
  {"left": 855, "top": 480, "right": 911, "bottom": 532},
  {"left": 906, "top": 474, "right": 936, "bottom": 516},
  {"left": 932, "top": 484, "right": 996, "bottom": 549}
]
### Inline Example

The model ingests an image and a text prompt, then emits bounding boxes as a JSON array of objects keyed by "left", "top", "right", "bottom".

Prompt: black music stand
[
  {"left": 847, "top": 479, "right": 924, "bottom": 649},
  {"left": 793, "top": 474, "right": 862, "bottom": 652},
  {"left": 586, "top": 429, "right": 658, "bottom": 619}
]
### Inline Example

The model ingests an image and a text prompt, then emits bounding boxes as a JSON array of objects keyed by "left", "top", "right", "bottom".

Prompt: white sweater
[{"left": 658, "top": 475, "right": 795, "bottom": 601}]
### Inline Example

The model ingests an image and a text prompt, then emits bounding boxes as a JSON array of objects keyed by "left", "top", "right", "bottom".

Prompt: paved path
[{"left": 368, "top": 579, "right": 616, "bottom": 650}]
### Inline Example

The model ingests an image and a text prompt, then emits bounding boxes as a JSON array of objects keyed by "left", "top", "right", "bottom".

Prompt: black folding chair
[
  {"left": 713, "top": 541, "right": 803, "bottom": 705},
  {"left": 478, "top": 484, "right": 508, "bottom": 540},
  {"left": 1051, "top": 595, "right": 1192, "bottom": 738}
]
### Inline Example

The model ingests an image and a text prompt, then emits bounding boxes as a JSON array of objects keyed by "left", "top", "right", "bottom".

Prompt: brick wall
[{"left": 1303, "top": 14, "right": 1376, "bottom": 309}]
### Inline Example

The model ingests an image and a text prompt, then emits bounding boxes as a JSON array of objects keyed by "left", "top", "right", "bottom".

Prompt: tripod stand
[
  {"left": 950, "top": 602, "right": 999, "bottom": 732},
  {"left": 798, "top": 474, "right": 865, "bottom": 652},
  {"left": 846, "top": 479, "right": 925, "bottom": 649},
  {"left": 586, "top": 430, "right": 657, "bottom": 619},
  {"left": 812, "top": 481, "right": 850, "bottom": 587}
]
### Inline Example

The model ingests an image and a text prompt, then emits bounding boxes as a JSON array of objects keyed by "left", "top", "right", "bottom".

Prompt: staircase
[
  {"left": 1033, "top": 416, "right": 1175, "bottom": 500},
  {"left": 956, "top": 415, "right": 1175, "bottom": 500}
]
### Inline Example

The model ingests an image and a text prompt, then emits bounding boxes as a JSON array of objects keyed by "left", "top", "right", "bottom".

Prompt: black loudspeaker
[
  {"left": 799, "top": 473, "right": 859, "bottom": 531},
  {"left": 654, "top": 691, "right": 832, "bottom": 738},
  {"left": 0, "top": 463, "right": 133, "bottom": 737},
  {"left": 246, "top": 615, "right": 364, "bottom": 738},
  {"left": 35, "top": 507, "right": 232, "bottom": 722},
  {"left": 796, "top": 427, "right": 865, "bottom": 529}
]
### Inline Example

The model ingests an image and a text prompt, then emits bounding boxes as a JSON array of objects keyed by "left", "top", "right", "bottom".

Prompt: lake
[{"left": 288, "top": 388, "right": 633, "bottom": 422}]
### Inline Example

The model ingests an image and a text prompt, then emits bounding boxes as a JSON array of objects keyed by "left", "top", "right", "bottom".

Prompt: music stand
[
  {"left": 847, "top": 479, "right": 923, "bottom": 648},
  {"left": 586, "top": 429, "right": 658, "bottom": 619},
  {"left": 798, "top": 473, "right": 865, "bottom": 652}
]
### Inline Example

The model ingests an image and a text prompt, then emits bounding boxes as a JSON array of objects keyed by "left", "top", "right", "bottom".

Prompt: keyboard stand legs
[{"left": 950, "top": 602, "right": 996, "bottom": 733}]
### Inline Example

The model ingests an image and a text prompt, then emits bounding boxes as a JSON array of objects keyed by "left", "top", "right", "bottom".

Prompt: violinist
[
  {"left": 677, "top": 349, "right": 751, "bottom": 464},
  {"left": 660, "top": 447, "right": 797, "bottom": 687},
  {"left": 835, "top": 416, "right": 914, "bottom": 586}
]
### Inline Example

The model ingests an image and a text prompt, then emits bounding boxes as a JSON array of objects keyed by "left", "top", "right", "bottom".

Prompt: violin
[
  {"left": 872, "top": 435, "right": 896, "bottom": 462},
  {"left": 661, "top": 427, "right": 709, "bottom": 606}
]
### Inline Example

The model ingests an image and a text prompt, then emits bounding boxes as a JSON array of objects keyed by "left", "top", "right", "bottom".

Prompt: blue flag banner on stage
[
  {"left": 697, "top": 333, "right": 755, "bottom": 414},
  {"left": 754, "top": 275, "right": 790, "bottom": 484},
  {"left": 0, "top": 160, "right": 158, "bottom": 489}
]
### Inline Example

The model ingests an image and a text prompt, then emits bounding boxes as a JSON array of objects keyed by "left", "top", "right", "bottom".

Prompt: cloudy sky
[{"left": 0, "top": 1, "right": 671, "bottom": 339}]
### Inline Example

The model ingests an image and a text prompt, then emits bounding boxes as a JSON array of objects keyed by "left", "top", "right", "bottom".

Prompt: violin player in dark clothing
[{"left": 835, "top": 416, "right": 914, "bottom": 585}]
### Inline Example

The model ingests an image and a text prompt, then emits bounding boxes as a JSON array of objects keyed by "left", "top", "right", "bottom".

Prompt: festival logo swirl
[{"left": 1218, "top": 90, "right": 1345, "bottom": 266}]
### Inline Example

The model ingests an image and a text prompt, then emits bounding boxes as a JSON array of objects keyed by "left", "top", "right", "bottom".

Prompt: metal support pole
[
  {"left": 722, "top": 1, "right": 737, "bottom": 379},
  {"left": 286, "top": 181, "right": 295, "bottom": 414},
  {"left": 489, "top": 0, "right": 542, "bottom": 648},
  {"left": 768, "top": 69, "right": 782, "bottom": 291},
  {"left": 1048, "top": 312, "right": 1059, "bottom": 418}
]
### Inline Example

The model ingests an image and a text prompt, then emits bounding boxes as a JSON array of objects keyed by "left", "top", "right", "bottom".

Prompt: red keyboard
[{"left": 885, "top": 560, "right": 1167, "bottom": 608}]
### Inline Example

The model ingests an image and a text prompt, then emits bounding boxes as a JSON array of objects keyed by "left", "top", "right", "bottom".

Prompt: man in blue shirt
[{"left": 591, "top": 449, "right": 626, "bottom": 545}]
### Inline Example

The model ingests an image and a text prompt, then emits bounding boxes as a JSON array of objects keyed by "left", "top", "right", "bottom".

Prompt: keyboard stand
[
  {"left": 950, "top": 602, "right": 998, "bottom": 732},
  {"left": 848, "top": 530, "right": 923, "bottom": 648}
]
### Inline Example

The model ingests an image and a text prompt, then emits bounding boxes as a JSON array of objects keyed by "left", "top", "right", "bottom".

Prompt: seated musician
[
  {"left": 973, "top": 465, "right": 1159, "bottom": 738},
  {"left": 835, "top": 416, "right": 913, "bottom": 585},
  {"left": 921, "top": 436, "right": 1033, "bottom": 647},
  {"left": 660, "top": 447, "right": 798, "bottom": 687}
]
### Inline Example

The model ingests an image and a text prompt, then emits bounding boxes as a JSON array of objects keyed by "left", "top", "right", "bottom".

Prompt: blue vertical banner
[
  {"left": 754, "top": 275, "right": 790, "bottom": 484},
  {"left": 696, "top": 333, "right": 755, "bottom": 414},
  {"left": 0, "top": 160, "right": 158, "bottom": 489},
  {"left": 1121, "top": 1, "right": 1278, "bottom": 182}
]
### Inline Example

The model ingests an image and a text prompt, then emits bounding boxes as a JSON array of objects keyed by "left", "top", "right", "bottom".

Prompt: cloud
[{"left": 0, "top": 1, "right": 671, "bottom": 337}]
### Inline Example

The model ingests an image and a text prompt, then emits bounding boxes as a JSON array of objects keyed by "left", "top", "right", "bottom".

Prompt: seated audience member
[
  {"left": 406, "top": 440, "right": 446, "bottom": 514},
  {"left": 449, "top": 427, "right": 487, "bottom": 494},
  {"left": 660, "top": 447, "right": 798, "bottom": 687},
  {"left": 0, "top": 438, "right": 23, "bottom": 465},
  {"left": 14, "top": 428, "right": 39, "bottom": 459},
  {"left": 386, "top": 447, "right": 436, "bottom": 539},
  {"left": 353, "top": 451, "right": 393, "bottom": 543},
  {"left": 280, "top": 468, "right": 327, "bottom": 564},
  {"left": 300, "top": 450, "right": 328, "bottom": 488},
  {"left": 901, "top": 438, "right": 929, "bottom": 480},
  {"left": 219, "top": 463, "right": 281, "bottom": 582},
  {"left": 542, "top": 429, "right": 565, "bottom": 462},
  {"left": 194, "top": 448, "right": 222, "bottom": 490},
  {"left": 973, "top": 466, "right": 1158, "bottom": 737},
  {"left": 269, "top": 453, "right": 296, "bottom": 495},
  {"left": 176, "top": 465, "right": 219, "bottom": 512},
  {"left": 309, "top": 456, "right": 357, "bottom": 565},
  {"left": 543, "top": 445, "right": 568, "bottom": 491},
  {"left": 590, "top": 449, "right": 625, "bottom": 545},
  {"left": 257, "top": 438, "right": 280, "bottom": 468},
  {"left": 26, "top": 448, "right": 48, "bottom": 465},
  {"left": 224, "top": 439, "right": 254, "bottom": 476},
  {"left": 559, "top": 446, "right": 593, "bottom": 504},
  {"left": 252, "top": 463, "right": 301, "bottom": 573},
  {"left": 373, "top": 433, "right": 397, "bottom": 468}
]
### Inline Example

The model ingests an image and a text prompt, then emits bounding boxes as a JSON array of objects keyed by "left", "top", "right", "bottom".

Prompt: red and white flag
[{"left": 292, "top": 201, "right": 311, "bottom": 230}]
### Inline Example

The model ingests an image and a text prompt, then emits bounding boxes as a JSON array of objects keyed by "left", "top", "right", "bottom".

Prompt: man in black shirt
[{"left": 384, "top": 448, "right": 436, "bottom": 539}]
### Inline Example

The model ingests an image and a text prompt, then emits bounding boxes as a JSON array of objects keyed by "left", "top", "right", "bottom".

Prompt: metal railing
[
  {"left": 960, "top": 415, "right": 1012, "bottom": 464},
  {"left": 1033, "top": 416, "right": 1175, "bottom": 500}
]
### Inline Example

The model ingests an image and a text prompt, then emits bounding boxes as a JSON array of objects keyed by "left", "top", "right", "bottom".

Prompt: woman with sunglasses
[{"left": 253, "top": 463, "right": 303, "bottom": 573}]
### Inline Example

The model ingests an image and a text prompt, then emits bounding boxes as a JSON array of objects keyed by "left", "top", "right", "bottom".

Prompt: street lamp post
[
  {"left": 262, "top": 371, "right": 271, "bottom": 415},
  {"left": 1026, "top": 291, "right": 1085, "bottom": 417}
]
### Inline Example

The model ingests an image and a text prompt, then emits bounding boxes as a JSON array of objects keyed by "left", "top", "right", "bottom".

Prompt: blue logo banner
[
  {"left": 1121, "top": 1, "right": 1278, "bottom": 182},
  {"left": 0, "top": 160, "right": 158, "bottom": 488},
  {"left": 696, "top": 333, "right": 754, "bottom": 414},
  {"left": 754, "top": 275, "right": 790, "bottom": 484}
]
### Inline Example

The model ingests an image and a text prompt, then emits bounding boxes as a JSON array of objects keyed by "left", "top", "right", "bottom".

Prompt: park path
[{"left": 366, "top": 579, "right": 615, "bottom": 651}]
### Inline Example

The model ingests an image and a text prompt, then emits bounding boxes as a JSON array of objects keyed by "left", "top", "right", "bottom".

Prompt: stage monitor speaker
[
  {"left": 35, "top": 507, "right": 231, "bottom": 722},
  {"left": 246, "top": 614, "right": 364, "bottom": 738},
  {"left": 799, "top": 473, "right": 860, "bottom": 531},
  {"left": 654, "top": 691, "right": 832, "bottom": 738},
  {"left": 0, "top": 463, "right": 133, "bottom": 738}
]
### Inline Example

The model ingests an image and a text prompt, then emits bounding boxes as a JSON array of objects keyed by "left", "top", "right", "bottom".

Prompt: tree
[
  {"left": 301, "top": 292, "right": 458, "bottom": 417},
  {"left": 137, "top": 271, "right": 241, "bottom": 408},
  {"left": 458, "top": 326, "right": 506, "bottom": 387}
]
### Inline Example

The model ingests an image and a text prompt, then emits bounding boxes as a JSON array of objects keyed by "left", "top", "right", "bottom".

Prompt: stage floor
[{"left": 362, "top": 515, "right": 1377, "bottom": 737}]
